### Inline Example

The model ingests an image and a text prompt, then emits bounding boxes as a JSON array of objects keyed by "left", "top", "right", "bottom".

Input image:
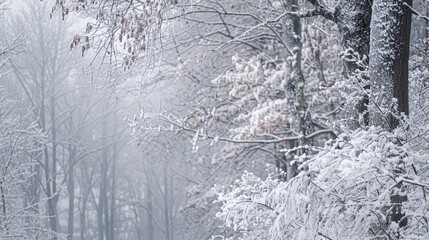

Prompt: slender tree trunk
[
  {"left": 40, "top": 78, "right": 58, "bottom": 239},
  {"left": 50, "top": 94, "right": 60, "bottom": 237},
  {"left": 0, "top": 176, "right": 7, "bottom": 231},
  {"left": 100, "top": 101, "right": 110, "bottom": 240},
  {"left": 67, "top": 146, "right": 76, "bottom": 240},
  {"left": 163, "top": 165, "right": 171, "bottom": 240},
  {"left": 109, "top": 163, "right": 117, "bottom": 240},
  {"left": 98, "top": 111, "right": 108, "bottom": 240},
  {"left": 98, "top": 162, "right": 105, "bottom": 240},
  {"left": 425, "top": 2, "right": 429, "bottom": 39},
  {"left": 79, "top": 167, "right": 91, "bottom": 240},
  {"left": 109, "top": 109, "right": 118, "bottom": 240},
  {"left": 144, "top": 160, "right": 154, "bottom": 240},
  {"left": 67, "top": 166, "right": 75, "bottom": 240},
  {"left": 284, "top": 0, "right": 313, "bottom": 180},
  {"left": 102, "top": 168, "right": 110, "bottom": 240},
  {"left": 80, "top": 204, "right": 86, "bottom": 240}
]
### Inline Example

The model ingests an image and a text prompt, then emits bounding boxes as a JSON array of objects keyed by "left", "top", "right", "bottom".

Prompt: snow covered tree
[
  {"left": 215, "top": 1, "right": 426, "bottom": 239},
  {"left": 0, "top": 88, "right": 49, "bottom": 239}
]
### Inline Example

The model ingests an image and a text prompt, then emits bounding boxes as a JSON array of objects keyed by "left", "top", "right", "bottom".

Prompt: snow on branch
[{"left": 216, "top": 126, "right": 429, "bottom": 239}]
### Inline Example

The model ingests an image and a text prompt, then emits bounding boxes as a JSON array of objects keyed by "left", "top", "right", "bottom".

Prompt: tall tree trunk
[
  {"left": 369, "top": 1, "right": 412, "bottom": 236},
  {"left": 144, "top": 160, "right": 154, "bottom": 240},
  {"left": 369, "top": 0, "right": 411, "bottom": 130},
  {"left": 80, "top": 203, "right": 86, "bottom": 240},
  {"left": 98, "top": 110, "right": 108, "bottom": 240},
  {"left": 67, "top": 166, "right": 75, "bottom": 240},
  {"left": 100, "top": 101, "right": 110, "bottom": 240},
  {"left": 308, "top": 0, "right": 372, "bottom": 127},
  {"left": 79, "top": 167, "right": 91, "bottom": 240},
  {"left": 40, "top": 77, "right": 58, "bottom": 239},
  {"left": 97, "top": 161, "right": 105, "bottom": 240},
  {"left": 67, "top": 146, "right": 76, "bottom": 240},
  {"left": 163, "top": 165, "right": 171, "bottom": 240},
  {"left": 102, "top": 163, "right": 110, "bottom": 240},
  {"left": 336, "top": 0, "right": 372, "bottom": 75},
  {"left": 284, "top": 0, "right": 313, "bottom": 180},
  {"left": 425, "top": 2, "right": 429, "bottom": 39},
  {"left": 50, "top": 94, "right": 60, "bottom": 237},
  {"left": 337, "top": 0, "right": 372, "bottom": 127},
  {"left": 109, "top": 109, "right": 118, "bottom": 240}
]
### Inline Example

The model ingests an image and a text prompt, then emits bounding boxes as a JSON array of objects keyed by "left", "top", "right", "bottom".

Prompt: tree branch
[{"left": 306, "top": 0, "right": 337, "bottom": 21}]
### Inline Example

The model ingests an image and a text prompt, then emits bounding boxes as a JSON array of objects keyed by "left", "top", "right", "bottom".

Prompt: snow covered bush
[
  {"left": 215, "top": 170, "right": 280, "bottom": 240},
  {"left": 216, "top": 126, "right": 429, "bottom": 239}
]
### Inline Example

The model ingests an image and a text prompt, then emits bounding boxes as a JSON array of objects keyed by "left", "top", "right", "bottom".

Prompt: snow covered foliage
[
  {"left": 409, "top": 39, "right": 429, "bottom": 150},
  {"left": 55, "top": 0, "right": 172, "bottom": 67},
  {"left": 212, "top": 55, "right": 288, "bottom": 140},
  {"left": 216, "top": 126, "right": 429, "bottom": 239},
  {"left": 198, "top": 51, "right": 340, "bottom": 140},
  {"left": 215, "top": 170, "right": 279, "bottom": 240}
]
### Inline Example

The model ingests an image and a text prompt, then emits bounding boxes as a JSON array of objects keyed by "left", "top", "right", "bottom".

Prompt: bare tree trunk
[
  {"left": 100, "top": 101, "right": 111, "bottom": 240},
  {"left": 109, "top": 109, "right": 118, "bottom": 240},
  {"left": 144, "top": 160, "right": 154, "bottom": 240},
  {"left": 80, "top": 204, "right": 86, "bottom": 240},
  {"left": 67, "top": 166, "right": 75, "bottom": 240},
  {"left": 67, "top": 145, "right": 76, "bottom": 240},
  {"left": 109, "top": 164, "right": 117, "bottom": 240},
  {"left": 50, "top": 94, "right": 60, "bottom": 237},
  {"left": 163, "top": 165, "right": 171, "bottom": 240},
  {"left": 79, "top": 167, "right": 92, "bottom": 240},
  {"left": 102, "top": 165, "right": 110, "bottom": 240},
  {"left": 97, "top": 162, "right": 105, "bottom": 240},
  {"left": 40, "top": 76, "right": 58, "bottom": 239},
  {"left": 98, "top": 110, "right": 108, "bottom": 240}
]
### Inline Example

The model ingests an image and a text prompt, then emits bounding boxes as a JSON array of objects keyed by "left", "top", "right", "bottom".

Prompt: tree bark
[
  {"left": 50, "top": 94, "right": 60, "bottom": 238},
  {"left": 144, "top": 159, "right": 154, "bottom": 240},
  {"left": 369, "top": 0, "right": 412, "bottom": 130},
  {"left": 369, "top": 1, "right": 412, "bottom": 235},
  {"left": 67, "top": 146, "right": 76, "bottom": 240},
  {"left": 337, "top": 0, "right": 372, "bottom": 127},
  {"left": 284, "top": 0, "right": 313, "bottom": 180},
  {"left": 307, "top": 0, "right": 373, "bottom": 127},
  {"left": 109, "top": 109, "right": 118, "bottom": 240}
]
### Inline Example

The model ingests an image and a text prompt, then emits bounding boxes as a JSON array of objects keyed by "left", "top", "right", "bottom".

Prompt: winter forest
[{"left": 2, "top": 0, "right": 429, "bottom": 239}]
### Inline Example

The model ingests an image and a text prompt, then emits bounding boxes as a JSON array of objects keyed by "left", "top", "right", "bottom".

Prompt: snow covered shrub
[
  {"left": 216, "top": 126, "right": 429, "bottom": 239},
  {"left": 215, "top": 170, "right": 280, "bottom": 240},
  {"left": 408, "top": 39, "right": 429, "bottom": 151}
]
